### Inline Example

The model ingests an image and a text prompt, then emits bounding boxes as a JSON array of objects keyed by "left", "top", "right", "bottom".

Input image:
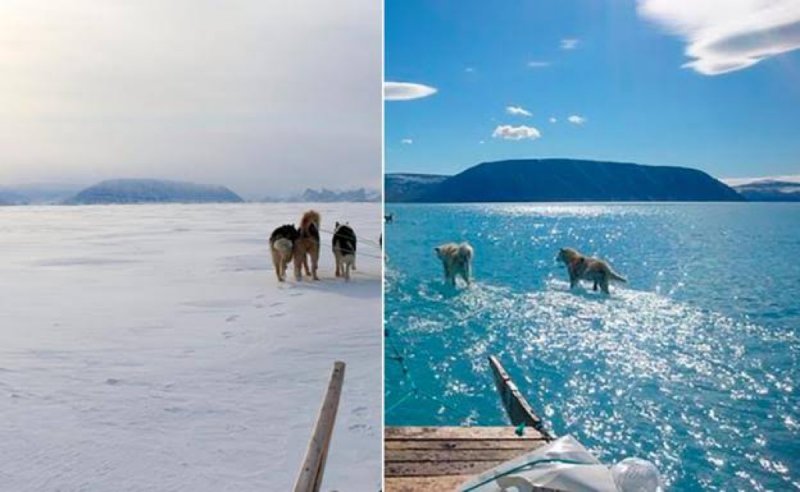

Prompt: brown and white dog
[
  {"left": 557, "top": 247, "right": 626, "bottom": 294},
  {"left": 269, "top": 224, "right": 299, "bottom": 282},
  {"left": 295, "top": 210, "right": 321, "bottom": 281},
  {"left": 435, "top": 242, "right": 473, "bottom": 287}
]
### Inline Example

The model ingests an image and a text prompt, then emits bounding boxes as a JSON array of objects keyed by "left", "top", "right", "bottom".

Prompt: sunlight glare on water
[{"left": 384, "top": 202, "right": 800, "bottom": 491}]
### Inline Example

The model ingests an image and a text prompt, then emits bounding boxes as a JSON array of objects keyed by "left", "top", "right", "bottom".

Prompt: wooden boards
[
  {"left": 385, "top": 426, "right": 549, "bottom": 491},
  {"left": 293, "top": 361, "right": 346, "bottom": 492},
  {"left": 488, "top": 355, "right": 552, "bottom": 440}
]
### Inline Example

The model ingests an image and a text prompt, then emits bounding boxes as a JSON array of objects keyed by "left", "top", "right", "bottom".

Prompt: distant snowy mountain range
[
  {"left": 722, "top": 176, "right": 800, "bottom": 202},
  {"left": 262, "top": 188, "right": 380, "bottom": 203},
  {"left": 1, "top": 183, "right": 84, "bottom": 205},
  {"left": 0, "top": 179, "right": 380, "bottom": 205},
  {"left": 3, "top": 172, "right": 799, "bottom": 205}
]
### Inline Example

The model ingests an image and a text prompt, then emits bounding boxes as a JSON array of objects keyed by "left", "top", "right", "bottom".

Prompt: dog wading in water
[
  {"left": 557, "top": 247, "right": 626, "bottom": 294},
  {"left": 435, "top": 242, "right": 473, "bottom": 287}
]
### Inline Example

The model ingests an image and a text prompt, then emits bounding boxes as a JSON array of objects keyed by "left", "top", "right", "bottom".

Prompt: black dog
[
  {"left": 269, "top": 224, "right": 299, "bottom": 282},
  {"left": 332, "top": 222, "right": 357, "bottom": 281}
]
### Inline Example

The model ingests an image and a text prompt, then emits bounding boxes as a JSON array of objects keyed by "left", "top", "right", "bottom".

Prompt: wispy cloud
[
  {"left": 549, "top": 117, "right": 558, "bottom": 124},
  {"left": 465, "top": 67, "right": 476, "bottom": 73},
  {"left": 567, "top": 115, "right": 587, "bottom": 125},
  {"left": 384, "top": 81, "right": 438, "bottom": 101},
  {"left": 560, "top": 38, "right": 580, "bottom": 50},
  {"left": 527, "top": 60, "right": 550, "bottom": 68},
  {"left": 401, "top": 138, "right": 413, "bottom": 145},
  {"left": 637, "top": 0, "right": 800, "bottom": 75},
  {"left": 506, "top": 105, "right": 532, "bottom": 117},
  {"left": 492, "top": 125, "right": 541, "bottom": 140}
]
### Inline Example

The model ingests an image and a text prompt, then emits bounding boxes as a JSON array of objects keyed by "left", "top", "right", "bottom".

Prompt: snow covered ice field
[{"left": 0, "top": 203, "right": 382, "bottom": 491}]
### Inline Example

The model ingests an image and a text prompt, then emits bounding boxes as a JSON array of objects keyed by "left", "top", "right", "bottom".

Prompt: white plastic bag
[{"left": 459, "top": 435, "right": 660, "bottom": 492}]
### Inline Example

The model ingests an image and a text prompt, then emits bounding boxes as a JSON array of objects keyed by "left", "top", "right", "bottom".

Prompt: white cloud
[
  {"left": 637, "top": 0, "right": 800, "bottom": 75},
  {"left": 465, "top": 67, "right": 476, "bottom": 73},
  {"left": 384, "top": 81, "right": 437, "bottom": 101},
  {"left": 506, "top": 105, "right": 532, "bottom": 117},
  {"left": 527, "top": 60, "right": 550, "bottom": 68},
  {"left": 401, "top": 138, "right": 413, "bottom": 145},
  {"left": 549, "top": 117, "right": 558, "bottom": 124},
  {"left": 561, "top": 38, "right": 580, "bottom": 50},
  {"left": 479, "top": 140, "right": 485, "bottom": 144},
  {"left": 492, "top": 125, "right": 542, "bottom": 140},
  {"left": 567, "top": 115, "right": 587, "bottom": 125}
]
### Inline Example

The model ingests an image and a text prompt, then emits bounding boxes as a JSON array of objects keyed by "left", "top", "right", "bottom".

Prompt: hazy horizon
[{"left": 0, "top": 0, "right": 381, "bottom": 198}]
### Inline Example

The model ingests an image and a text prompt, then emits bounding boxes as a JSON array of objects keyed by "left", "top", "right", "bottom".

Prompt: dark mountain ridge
[
  {"left": 65, "top": 179, "right": 244, "bottom": 204},
  {"left": 386, "top": 159, "right": 743, "bottom": 202}
]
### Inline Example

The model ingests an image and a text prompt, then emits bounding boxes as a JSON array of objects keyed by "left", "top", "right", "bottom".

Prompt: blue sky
[{"left": 385, "top": 0, "right": 800, "bottom": 180}]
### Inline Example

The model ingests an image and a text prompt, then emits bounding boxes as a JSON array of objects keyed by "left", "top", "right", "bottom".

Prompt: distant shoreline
[{"left": 386, "top": 159, "right": 799, "bottom": 203}]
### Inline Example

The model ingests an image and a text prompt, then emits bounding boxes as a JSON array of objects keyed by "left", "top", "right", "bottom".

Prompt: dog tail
[
  {"left": 273, "top": 238, "right": 293, "bottom": 257},
  {"left": 608, "top": 269, "right": 627, "bottom": 283}
]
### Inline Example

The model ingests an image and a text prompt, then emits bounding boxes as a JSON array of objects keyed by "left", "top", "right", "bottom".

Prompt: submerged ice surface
[
  {"left": 0, "top": 203, "right": 382, "bottom": 491},
  {"left": 384, "top": 202, "right": 800, "bottom": 491}
]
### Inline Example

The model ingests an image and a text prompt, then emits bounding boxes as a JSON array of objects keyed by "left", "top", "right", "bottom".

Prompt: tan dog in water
[
  {"left": 435, "top": 242, "right": 473, "bottom": 287},
  {"left": 294, "top": 210, "right": 321, "bottom": 281},
  {"left": 557, "top": 247, "right": 626, "bottom": 294}
]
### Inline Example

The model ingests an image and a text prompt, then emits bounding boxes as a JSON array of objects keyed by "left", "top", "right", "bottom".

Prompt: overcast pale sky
[{"left": 0, "top": 0, "right": 381, "bottom": 198}]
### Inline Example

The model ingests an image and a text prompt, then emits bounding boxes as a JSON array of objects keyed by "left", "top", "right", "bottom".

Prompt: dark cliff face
[
  {"left": 66, "top": 179, "right": 244, "bottom": 204},
  {"left": 386, "top": 159, "right": 744, "bottom": 203}
]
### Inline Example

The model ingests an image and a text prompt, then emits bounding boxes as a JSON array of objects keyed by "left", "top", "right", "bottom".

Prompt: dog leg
[
  {"left": 281, "top": 257, "right": 290, "bottom": 282},
  {"left": 303, "top": 255, "right": 311, "bottom": 276},
  {"left": 600, "top": 277, "right": 610, "bottom": 294},
  {"left": 334, "top": 253, "right": 341, "bottom": 277},
  {"left": 593, "top": 281, "right": 598, "bottom": 291},
  {"left": 293, "top": 250, "right": 303, "bottom": 281},
  {"left": 272, "top": 252, "right": 283, "bottom": 282},
  {"left": 311, "top": 246, "right": 320, "bottom": 281}
]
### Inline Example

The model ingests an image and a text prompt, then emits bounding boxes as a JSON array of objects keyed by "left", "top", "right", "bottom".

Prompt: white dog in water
[{"left": 435, "top": 242, "right": 473, "bottom": 287}]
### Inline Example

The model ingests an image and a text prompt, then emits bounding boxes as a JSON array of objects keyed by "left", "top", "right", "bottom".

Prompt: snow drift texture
[{"left": 0, "top": 202, "right": 381, "bottom": 490}]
